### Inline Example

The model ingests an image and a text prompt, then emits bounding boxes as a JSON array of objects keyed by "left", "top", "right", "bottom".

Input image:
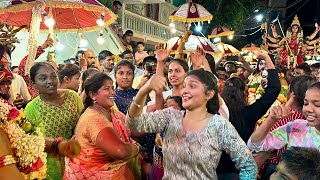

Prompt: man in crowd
[{"left": 98, "top": 50, "right": 114, "bottom": 74}]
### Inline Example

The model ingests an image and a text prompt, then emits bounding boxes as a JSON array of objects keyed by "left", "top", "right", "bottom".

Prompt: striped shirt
[{"left": 268, "top": 109, "right": 304, "bottom": 164}]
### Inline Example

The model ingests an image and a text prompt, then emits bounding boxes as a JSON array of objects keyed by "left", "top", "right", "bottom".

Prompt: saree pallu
[
  {"left": 150, "top": 145, "right": 164, "bottom": 180},
  {"left": 64, "top": 157, "right": 134, "bottom": 180},
  {"left": 63, "top": 106, "right": 136, "bottom": 180}
]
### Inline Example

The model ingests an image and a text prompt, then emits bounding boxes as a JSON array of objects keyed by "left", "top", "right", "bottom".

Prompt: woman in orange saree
[{"left": 64, "top": 72, "right": 141, "bottom": 179}]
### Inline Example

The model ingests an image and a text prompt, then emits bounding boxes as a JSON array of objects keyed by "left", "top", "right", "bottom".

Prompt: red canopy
[{"left": 0, "top": 0, "right": 117, "bottom": 32}]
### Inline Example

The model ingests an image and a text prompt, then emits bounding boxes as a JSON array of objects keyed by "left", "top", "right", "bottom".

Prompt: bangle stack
[{"left": 0, "top": 155, "right": 16, "bottom": 168}]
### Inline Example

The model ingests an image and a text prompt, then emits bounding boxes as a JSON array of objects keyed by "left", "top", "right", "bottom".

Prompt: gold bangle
[{"left": 132, "top": 97, "right": 142, "bottom": 108}]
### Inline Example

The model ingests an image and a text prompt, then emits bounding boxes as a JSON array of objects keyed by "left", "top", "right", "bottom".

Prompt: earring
[{"left": 93, "top": 98, "right": 97, "bottom": 103}]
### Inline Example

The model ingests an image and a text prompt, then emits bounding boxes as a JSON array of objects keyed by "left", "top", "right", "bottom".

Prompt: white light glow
[
  {"left": 169, "top": 22, "right": 175, "bottom": 28},
  {"left": 44, "top": 17, "right": 55, "bottom": 27},
  {"left": 55, "top": 42, "right": 64, "bottom": 51},
  {"left": 196, "top": 25, "right": 202, "bottom": 32},
  {"left": 97, "top": 36, "right": 105, "bottom": 45},
  {"left": 79, "top": 39, "right": 88, "bottom": 47},
  {"left": 255, "top": 14, "right": 263, "bottom": 22},
  {"left": 228, "top": 35, "right": 234, "bottom": 40},
  {"left": 214, "top": 37, "right": 221, "bottom": 43},
  {"left": 96, "top": 18, "right": 105, "bottom": 27},
  {"left": 171, "top": 28, "right": 177, "bottom": 33}
]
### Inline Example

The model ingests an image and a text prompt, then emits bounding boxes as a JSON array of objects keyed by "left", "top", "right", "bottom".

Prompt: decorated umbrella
[
  {"left": 0, "top": 0, "right": 117, "bottom": 74},
  {"left": 208, "top": 26, "right": 234, "bottom": 39},
  {"left": 216, "top": 43, "right": 239, "bottom": 56},
  {"left": 0, "top": 0, "right": 116, "bottom": 32},
  {"left": 169, "top": 0, "right": 212, "bottom": 23},
  {"left": 167, "top": 35, "right": 220, "bottom": 54}
]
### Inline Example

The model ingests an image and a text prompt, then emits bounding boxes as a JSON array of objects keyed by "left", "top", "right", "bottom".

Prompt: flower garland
[{"left": 0, "top": 98, "right": 47, "bottom": 180}]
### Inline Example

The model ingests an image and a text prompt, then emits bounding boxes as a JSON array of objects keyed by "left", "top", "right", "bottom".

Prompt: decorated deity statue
[{"left": 263, "top": 15, "right": 320, "bottom": 67}]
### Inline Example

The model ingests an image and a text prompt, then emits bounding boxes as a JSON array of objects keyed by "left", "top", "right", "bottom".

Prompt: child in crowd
[
  {"left": 270, "top": 147, "right": 320, "bottom": 180},
  {"left": 135, "top": 42, "right": 149, "bottom": 65},
  {"left": 248, "top": 82, "right": 320, "bottom": 159}
]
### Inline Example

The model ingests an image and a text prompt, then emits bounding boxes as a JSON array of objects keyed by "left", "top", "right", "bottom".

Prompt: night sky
[{"left": 286, "top": 0, "right": 320, "bottom": 35}]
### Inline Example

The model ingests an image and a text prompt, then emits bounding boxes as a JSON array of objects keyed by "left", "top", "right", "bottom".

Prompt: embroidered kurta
[
  {"left": 25, "top": 90, "right": 83, "bottom": 180},
  {"left": 126, "top": 108, "right": 257, "bottom": 180}
]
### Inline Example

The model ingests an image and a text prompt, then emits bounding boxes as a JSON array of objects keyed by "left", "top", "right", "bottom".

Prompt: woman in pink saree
[{"left": 64, "top": 72, "right": 141, "bottom": 179}]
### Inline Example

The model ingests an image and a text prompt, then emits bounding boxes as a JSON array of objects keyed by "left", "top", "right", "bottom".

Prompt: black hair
[
  {"left": 83, "top": 72, "right": 113, "bottom": 110},
  {"left": 98, "top": 50, "right": 113, "bottom": 61},
  {"left": 281, "top": 147, "right": 320, "bottom": 180},
  {"left": 186, "top": 69, "right": 219, "bottom": 114},
  {"left": 309, "top": 82, "right": 320, "bottom": 91},
  {"left": 137, "top": 41, "right": 144, "bottom": 46},
  {"left": 122, "top": 33, "right": 131, "bottom": 40},
  {"left": 75, "top": 50, "right": 85, "bottom": 60},
  {"left": 169, "top": 59, "right": 189, "bottom": 73},
  {"left": 142, "top": 56, "right": 157, "bottom": 65},
  {"left": 147, "top": 50, "right": 154, "bottom": 54},
  {"left": 222, "top": 77, "right": 248, "bottom": 137},
  {"left": 310, "top": 63, "right": 320, "bottom": 69},
  {"left": 81, "top": 68, "right": 99, "bottom": 91},
  {"left": 113, "top": 0, "right": 122, "bottom": 6},
  {"left": 57, "top": 64, "right": 80, "bottom": 83},
  {"left": 113, "top": 59, "right": 135, "bottom": 77},
  {"left": 30, "top": 62, "right": 56, "bottom": 83},
  {"left": 11, "top": 66, "right": 18, "bottom": 71},
  {"left": 0, "top": 44, "right": 11, "bottom": 60},
  {"left": 290, "top": 76, "right": 316, "bottom": 108},
  {"left": 121, "top": 50, "right": 133, "bottom": 59},
  {"left": 216, "top": 66, "right": 226, "bottom": 72},
  {"left": 124, "top": 30, "right": 133, "bottom": 35},
  {"left": 165, "top": 96, "right": 185, "bottom": 110},
  {"left": 205, "top": 53, "right": 216, "bottom": 74},
  {"left": 296, "top": 63, "right": 311, "bottom": 75}
]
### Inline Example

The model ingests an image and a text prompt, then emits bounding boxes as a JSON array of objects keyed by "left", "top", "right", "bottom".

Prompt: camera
[{"left": 145, "top": 62, "right": 156, "bottom": 78}]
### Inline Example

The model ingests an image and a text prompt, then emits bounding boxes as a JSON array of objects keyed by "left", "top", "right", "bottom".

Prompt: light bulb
[
  {"left": 169, "top": 22, "right": 175, "bottom": 28},
  {"left": 228, "top": 35, "right": 234, "bottom": 40},
  {"left": 196, "top": 25, "right": 202, "bottom": 32},
  {"left": 55, "top": 42, "right": 64, "bottom": 51},
  {"left": 96, "top": 18, "right": 105, "bottom": 27},
  {"left": 79, "top": 39, "right": 88, "bottom": 47},
  {"left": 97, "top": 36, "right": 105, "bottom": 45},
  {"left": 171, "top": 28, "right": 177, "bottom": 33},
  {"left": 44, "top": 17, "right": 55, "bottom": 27},
  {"left": 214, "top": 37, "right": 221, "bottom": 43},
  {"left": 255, "top": 14, "right": 263, "bottom": 22}
]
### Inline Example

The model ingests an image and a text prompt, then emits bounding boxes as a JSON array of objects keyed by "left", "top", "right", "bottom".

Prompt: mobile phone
[{"left": 0, "top": 64, "right": 4, "bottom": 71}]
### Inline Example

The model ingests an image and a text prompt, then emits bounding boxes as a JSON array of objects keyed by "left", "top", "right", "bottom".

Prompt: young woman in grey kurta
[{"left": 126, "top": 69, "right": 257, "bottom": 180}]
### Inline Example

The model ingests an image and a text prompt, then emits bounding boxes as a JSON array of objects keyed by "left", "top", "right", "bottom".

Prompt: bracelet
[
  {"left": 0, "top": 155, "right": 16, "bottom": 168},
  {"left": 52, "top": 138, "right": 64, "bottom": 155},
  {"left": 134, "top": 143, "right": 142, "bottom": 156},
  {"left": 132, "top": 97, "right": 142, "bottom": 108}
]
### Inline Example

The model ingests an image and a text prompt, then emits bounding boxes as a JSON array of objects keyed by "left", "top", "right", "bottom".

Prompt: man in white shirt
[{"left": 10, "top": 67, "right": 31, "bottom": 108}]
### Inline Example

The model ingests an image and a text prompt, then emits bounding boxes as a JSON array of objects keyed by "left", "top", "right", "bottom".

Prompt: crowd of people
[{"left": 1, "top": 11, "right": 320, "bottom": 180}]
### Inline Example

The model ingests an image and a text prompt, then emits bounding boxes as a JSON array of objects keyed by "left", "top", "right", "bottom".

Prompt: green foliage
[
  {"left": 193, "top": 0, "right": 261, "bottom": 33},
  {"left": 98, "top": 0, "right": 113, "bottom": 9}
]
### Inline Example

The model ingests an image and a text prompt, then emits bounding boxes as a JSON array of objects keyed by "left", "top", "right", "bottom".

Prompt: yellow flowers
[
  {"left": 11, "top": 109, "right": 25, "bottom": 122},
  {"left": 248, "top": 88, "right": 256, "bottom": 93},
  {"left": 277, "top": 94, "right": 287, "bottom": 104}
]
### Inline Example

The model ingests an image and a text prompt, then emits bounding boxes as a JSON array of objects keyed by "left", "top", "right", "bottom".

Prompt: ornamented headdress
[
  {"left": 291, "top": 15, "right": 300, "bottom": 27},
  {"left": 0, "top": 24, "right": 26, "bottom": 58}
]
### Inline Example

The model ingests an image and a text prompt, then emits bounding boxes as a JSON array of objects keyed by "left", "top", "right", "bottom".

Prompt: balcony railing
[{"left": 122, "top": 2, "right": 184, "bottom": 42}]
